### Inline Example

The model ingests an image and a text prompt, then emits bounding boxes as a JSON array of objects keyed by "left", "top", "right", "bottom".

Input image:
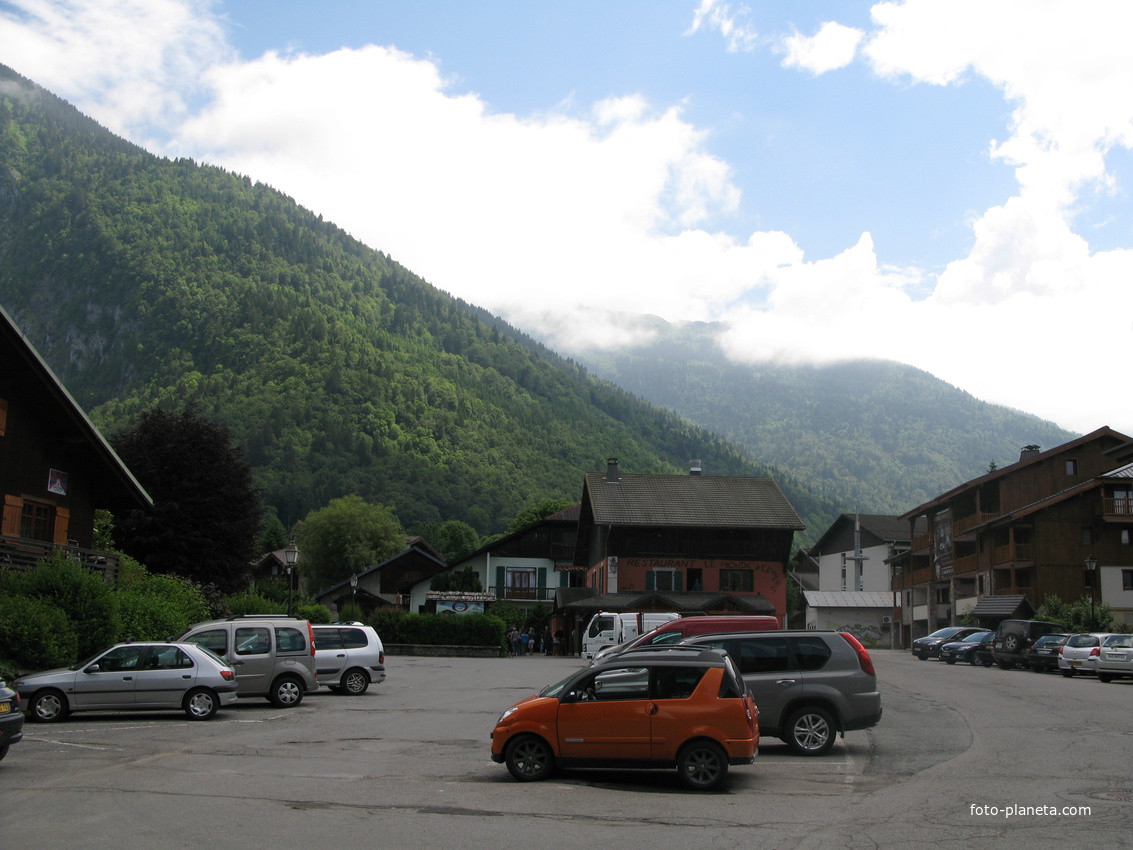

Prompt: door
[
  {"left": 134, "top": 645, "right": 197, "bottom": 708},
  {"left": 556, "top": 665, "right": 653, "bottom": 760},
  {"left": 707, "top": 635, "right": 798, "bottom": 735},
  {"left": 73, "top": 645, "right": 145, "bottom": 709},
  {"left": 230, "top": 626, "right": 275, "bottom": 694},
  {"left": 314, "top": 628, "right": 347, "bottom": 680}
]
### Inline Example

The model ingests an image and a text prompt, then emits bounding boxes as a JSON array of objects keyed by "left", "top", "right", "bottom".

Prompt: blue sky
[{"left": 2, "top": 0, "right": 1132, "bottom": 435}]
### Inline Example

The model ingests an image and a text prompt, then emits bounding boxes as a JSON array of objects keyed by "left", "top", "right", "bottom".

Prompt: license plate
[
  {"left": 1069, "top": 660, "right": 1082, "bottom": 667},
  {"left": 0, "top": 702, "right": 9, "bottom": 714}
]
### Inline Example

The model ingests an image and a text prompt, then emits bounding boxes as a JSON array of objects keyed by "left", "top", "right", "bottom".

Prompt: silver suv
[
  {"left": 312, "top": 623, "right": 386, "bottom": 695},
  {"left": 178, "top": 615, "right": 318, "bottom": 707},
  {"left": 677, "top": 630, "right": 882, "bottom": 756}
]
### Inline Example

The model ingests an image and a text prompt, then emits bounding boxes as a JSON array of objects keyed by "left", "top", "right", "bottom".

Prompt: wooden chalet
[
  {"left": 563, "top": 458, "right": 804, "bottom": 646},
  {"left": 893, "top": 427, "right": 1133, "bottom": 643},
  {"left": 0, "top": 304, "right": 151, "bottom": 580}
]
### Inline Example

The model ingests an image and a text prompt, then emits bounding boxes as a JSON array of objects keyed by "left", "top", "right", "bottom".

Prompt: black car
[
  {"left": 912, "top": 627, "right": 990, "bottom": 660},
  {"left": 0, "top": 678, "right": 24, "bottom": 762},
  {"left": 992, "top": 619, "right": 1064, "bottom": 670},
  {"left": 938, "top": 631, "right": 996, "bottom": 665},
  {"left": 1027, "top": 634, "right": 1069, "bottom": 672}
]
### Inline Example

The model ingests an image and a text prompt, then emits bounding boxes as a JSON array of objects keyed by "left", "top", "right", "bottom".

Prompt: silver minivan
[
  {"left": 178, "top": 615, "right": 318, "bottom": 707},
  {"left": 312, "top": 623, "right": 386, "bottom": 695},
  {"left": 676, "top": 630, "right": 882, "bottom": 756}
]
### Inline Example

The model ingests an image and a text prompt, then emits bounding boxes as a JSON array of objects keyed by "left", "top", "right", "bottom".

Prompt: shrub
[
  {"left": 222, "top": 593, "right": 281, "bottom": 616},
  {"left": 295, "top": 602, "right": 332, "bottom": 624},
  {"left": 116, "top": 561, "right": 212, "bottom": 639},
  {"left": 367, "top": 609, "right": 506, "bottom": 649},
  {"left": 0, "top": 594, "right": 79, "bottom": 671},
  {"left": 17, "top": 554, "right": 118, "bottom": 659}
]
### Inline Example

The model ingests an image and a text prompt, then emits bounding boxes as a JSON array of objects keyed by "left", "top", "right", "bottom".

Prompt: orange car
[{"left": 490, "top": 648, "right": 758, "bottom": 790}]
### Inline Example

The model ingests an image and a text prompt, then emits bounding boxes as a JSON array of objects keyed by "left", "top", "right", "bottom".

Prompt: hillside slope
[
  {"left": 0, "top": 65, "right": 840, "bottom": 536},
  {"left": 574, "top": 319, "right": 1077, "bottom": 514}
]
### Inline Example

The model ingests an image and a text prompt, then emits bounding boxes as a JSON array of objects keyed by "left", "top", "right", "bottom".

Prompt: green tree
[
  {"left": 258, "top": 513, "right": 289, "bottom": 554},
  {"left": 507, "top": 498, "right": 575, "bottom": 534},
  {"left": 294, "top": 495, "right": 405, "bottom": 593},
  {"left": 110, "top": 406, "right": 264, "bottom": 594},
  {"left": 428, "top": 519, "right": 481, "bottom": 563}
]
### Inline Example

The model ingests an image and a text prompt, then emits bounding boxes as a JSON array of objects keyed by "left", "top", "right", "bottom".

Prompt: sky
[{"left": 1, "top": 0, "right": 1131, "bottom": 436}]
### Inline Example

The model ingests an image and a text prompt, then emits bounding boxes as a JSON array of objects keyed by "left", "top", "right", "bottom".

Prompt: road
[{"left": 1, "top": 649, "right": 1130, "bottom": 849}]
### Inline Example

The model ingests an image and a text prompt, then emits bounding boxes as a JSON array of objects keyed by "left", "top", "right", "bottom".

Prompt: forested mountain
[
  {"left": 572, "top": 319, "right": 1077, "bottom": 514},
  {"left": 0, "top": 65, "right": 841, "bottom": 538}
]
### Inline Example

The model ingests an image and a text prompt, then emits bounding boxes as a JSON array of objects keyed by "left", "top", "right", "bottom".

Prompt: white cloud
[
  {"left": 4, "top": 0, "right": 1133, "bottom": 434},
  {"left": 686, "top": 0, "right": 759, "bottom": 53},
  {"left": 781, "top": 22, "right": 864, "bottom": 75}
]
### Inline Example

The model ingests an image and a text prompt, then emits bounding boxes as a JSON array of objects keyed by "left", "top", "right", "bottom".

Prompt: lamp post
[
  {"left": 1085, "top": 554, "right": 1098, "bottom": 630},
  {"left": 284, "top": 541, "right": 300, "bottom": 617},
  {"left": 349, "top": 573, "right": 359, "bottom": 620}
]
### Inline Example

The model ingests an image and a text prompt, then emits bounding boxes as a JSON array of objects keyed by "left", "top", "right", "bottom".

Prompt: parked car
[
  {"left": 677, "top": 629, "right": 882, "bottom": 756},
  {"left": 972, "top": 632, "right": 997, "bottom": 667},
  {"left": 178, "top": 615, "right": 318, "bottom": 706},
  {"left": 490, "top": 647, "right": 758, "bottom": 790},
  {"left": 0, "top": 678, "right": 23, "bottom": 761},
  {"left": 1057, "top": 633, "right": 1117, "bottom": 677},
  {"left": 16, "top": 642, "right": 238, "bottom": 722},
  {"left": 1026, "top": 634, "right": 1069, "bottom": 672},
  {"left": 312, "top": 623, "right": 385, "bottom": 695},
  {"left": 991, "top": 619, "right": 1064, "bottom": 669},
  {"left": 938, "top": 631, "right": 996, "bottom": 665},
  {"left": 911, "top": 626, "right": 990, "bottom": 660},
  {"left": 1095, "top": 634, "right": 1133, "bottom": 683},
  {"left": 590, "top": 615, "right": 781, "bottom": 664}
]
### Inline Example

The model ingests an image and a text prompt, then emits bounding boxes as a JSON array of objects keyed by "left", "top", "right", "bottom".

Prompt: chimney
[
  {"left": 1020, "top": 445, "right": 1041, "bottom": 462},
  {"left": 689, "top": 459, "right": 702, "bottom": 476},
  {"left": 605, "top": 457, "right": 620, "bottom": 483}
]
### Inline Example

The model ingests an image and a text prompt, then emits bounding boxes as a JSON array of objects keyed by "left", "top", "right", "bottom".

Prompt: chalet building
[
  {"left": 404, "top": 506, "right": 582, "bottom": 618},
  {"left": 797, "top": 513, "right": 924, "bottom": 647},
  {"left": 892, "top": 427, "right": 1133, "bottom": 644},
  {"left": 0, "top": 304, "right": 151, "bottom": 580},
  {"left": 318, "top": 537, "right": 448, "bottom": 618},
  {"left": 561, "top": 458, "right": 804, "bottom": 647}
]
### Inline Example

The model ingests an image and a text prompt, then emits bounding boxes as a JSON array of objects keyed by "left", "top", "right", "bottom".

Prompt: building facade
[{"left": 893, "top": 428, "right": 1133, "bottom": 643}]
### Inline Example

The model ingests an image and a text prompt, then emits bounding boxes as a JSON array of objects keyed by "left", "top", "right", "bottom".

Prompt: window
[
  {"left": 1081, "top": 527, "right": 1094, "bottom": 545},
  {"left": 235, "top": 627, "right": 271, "bottom": 656},
  {"left": 1066, "top": 459, "right": 1079, "bottom": 475},
  {"left": 184, "top": 628, "right": 227, "bottom": 655},
  {"left": 146, "top": 646, "right": 194, "bottom": 670},
  {"left": 1123, "top": 570, "right": 1133, "bottom": 591},
  {"left": 274, "top": 626, "right": 307, "bottom": 653},
  {"left": 1122, "top": 529, "right": 1131, "bottom": 546},
  {"left": 707, "top": 636, "right": 791, "bottom": 675},
  {"left": 653, "top": 666, "right": 707, "bottom": 700},
  {"left": 505, "top": 567, "right": 536, "bottom": 598},
  {"left": 651, "top": 569, "right": 677, "bottom": 591},
  {"left": 20, "top": 500, "right": 53, "bottom": 542},
  {"left": 590, "top": 666, "right": 650, "bottom": 700},
  {"left": 720, "top": 569, "right": 753, "bottom": 592},
  {"left": 789, "top": 636, "right": 833, "bottom": 671},
  {"left": 96, "top": 646, "right": 145, "bottom": 672}
]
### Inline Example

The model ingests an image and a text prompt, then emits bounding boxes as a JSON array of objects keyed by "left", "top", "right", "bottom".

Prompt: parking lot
[{"left": 2, "top": 650, "right": 1130, "bottom": 849}]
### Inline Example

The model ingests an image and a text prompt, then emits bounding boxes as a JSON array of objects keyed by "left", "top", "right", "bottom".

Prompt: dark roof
[
  {"left": 809, "top": 513, "right": 922, "bottom": 553},
  {"left": 970, "top": 595, "right": 1035, "bottom": 619},
  {"left": 582, "top": 472, "right": 804, "bottom": 530},
  {"left": 900, "top": 427, "right": 1132, "bottom": 521},
  {"left": 0, "top": 304, "right": 151, "bottom": 510}
]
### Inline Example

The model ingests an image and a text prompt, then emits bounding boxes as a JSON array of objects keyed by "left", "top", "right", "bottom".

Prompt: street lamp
[
  {"left": 349, "top": 573, "right": 359, "bottom": 620},
  {"left": 284, "top": 541, "right": 300, "bottom": 617},
  {"left": 1085, "top": 554, "right": 1098, "bottom": 630}
]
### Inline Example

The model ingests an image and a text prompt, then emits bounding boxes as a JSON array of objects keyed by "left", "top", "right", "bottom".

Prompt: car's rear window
[
  {"left": 652, "top": 666, "right": 707, "bottom": 700},
  {"left": 341, "top": 628, "right": 369, "bottom": 649},
  {"left": 275, "top": 626, "right": 308, "bottom": 653},
  {"left": 789, "top": 636, "right": 833, "bottom": 671},
  {"left": 1067, "top": 635, "right": 1100, "bottom": 648}
]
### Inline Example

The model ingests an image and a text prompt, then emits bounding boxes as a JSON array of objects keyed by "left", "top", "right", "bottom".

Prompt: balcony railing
[
  {"left": 992, "top": 543, "right": 1033, "bottom": 565},
  {"left": 490, "top": 585, "right": 553, "bottom": 602},
  {"left": 952, "top": 512, "right": 998, "bottom": 537},
  {"left": 0, "top": 534, "right": 121, "bottom": 582},
  {"left": 1101, "top": 498, "right": 1133, "bottom": 518}
]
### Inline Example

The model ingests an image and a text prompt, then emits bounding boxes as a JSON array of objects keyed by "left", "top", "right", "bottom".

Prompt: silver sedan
[{"left": 16, "top": 642, "right": 239, "bottom": 722}]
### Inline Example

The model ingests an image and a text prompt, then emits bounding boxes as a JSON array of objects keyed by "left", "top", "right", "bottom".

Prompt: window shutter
[
  {"left": 646, "top": 571, "right": 655, "bottom": 591},
  {"left": 2, "top": 495, "right": 22, "bottom": 537},
  {"left": 53, "top": 506, "right": 71, "bottom": 545},
  {"left": 0, "top": 397, "right": 7, "bottom": 436},
  {"left": 674, "top": 572, "right": 683, "bottom": 592},
  {"left": 537, "top": 567, "right": 547, "bottom": 599},
  {"left": 495, "top": 566, "right": 505, "bottom": 599}
]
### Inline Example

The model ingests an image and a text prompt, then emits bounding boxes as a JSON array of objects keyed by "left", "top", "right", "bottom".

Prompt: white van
[{"left": 581, "top": 611, "right": 680, "bottom": 659}]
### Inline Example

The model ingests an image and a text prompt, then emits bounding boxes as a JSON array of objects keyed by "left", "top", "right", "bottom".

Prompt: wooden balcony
[
  {"left": 992, "top": 543, "right": 1033, "bottom": 565},
  {"left": 0, "top": 534, "right": 121, "bottom": 582},
  {"left": 491, "top": 585, "right": 553, "bottom": 602},
  {"left": 953, "top": 512, "right": 998, "bottom": 538},
  {"left": 1101, "top": 498, "right": 1133, "bottom": 520}
]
